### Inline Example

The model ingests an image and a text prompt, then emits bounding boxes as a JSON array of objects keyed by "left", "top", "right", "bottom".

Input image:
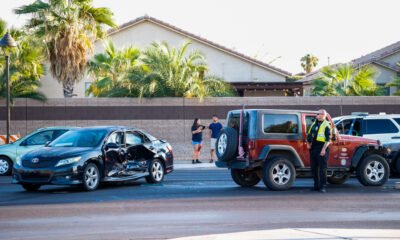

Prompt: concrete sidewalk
[
  {"left": 170, "top": 228, "right": 400, "bottom": 240},
  {"left": 174, "top": 162, "right": 217, "bottom": 170}
]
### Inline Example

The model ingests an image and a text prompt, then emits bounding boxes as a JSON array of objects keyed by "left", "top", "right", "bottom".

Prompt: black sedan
[{"left": 12, "top": 126, "right": 174, "bottom": 191}]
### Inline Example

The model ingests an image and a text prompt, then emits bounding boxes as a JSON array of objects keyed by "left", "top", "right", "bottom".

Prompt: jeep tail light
[{"left": 248, "top": 140, "right": 255, "bottom": 150}]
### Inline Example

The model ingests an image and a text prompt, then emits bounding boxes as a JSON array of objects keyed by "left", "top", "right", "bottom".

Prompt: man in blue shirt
[{"left": 209, "top": 114, "right": 223, "bottom": 163}]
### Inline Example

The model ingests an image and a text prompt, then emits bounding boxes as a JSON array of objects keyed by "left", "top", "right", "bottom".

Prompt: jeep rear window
[
  {"left": 394, "top": 118, "right": 400, "bottom": 126},
  {"left": 363, "top": 119, "right": 399, "bottom": 134},
  {"left": 228, "top": 113, "right": 249, "bottom": 137},
  {"left": 263, "top": 114, "right": 299, "bottom": 134}
]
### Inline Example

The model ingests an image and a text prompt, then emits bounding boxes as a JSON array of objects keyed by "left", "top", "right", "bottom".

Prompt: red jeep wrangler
[{"left": 215, "top": 109, "right": 390, "bottom": 190}]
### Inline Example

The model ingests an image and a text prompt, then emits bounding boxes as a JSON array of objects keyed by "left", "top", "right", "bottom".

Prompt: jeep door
[{"left": 258, "top": 112, "right": 303, "bottom": 163}]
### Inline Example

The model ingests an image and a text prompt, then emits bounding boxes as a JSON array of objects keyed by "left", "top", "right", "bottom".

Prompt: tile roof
[
  {"left": 107, "top": 15, "right": 292, "bottom": 77},
  {"left": 301, "top": 41, "right": 400, "bottom": 83},
  {"left": 352, "top": 41, "right": 400, "bottom": 67}
]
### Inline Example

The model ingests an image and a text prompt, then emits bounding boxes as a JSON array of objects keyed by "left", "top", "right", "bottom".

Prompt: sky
[{"left": 1, "top": 0, "right": 399, "bottom": 74}]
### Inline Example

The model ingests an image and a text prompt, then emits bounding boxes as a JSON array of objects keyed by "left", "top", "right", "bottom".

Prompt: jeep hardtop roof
[{"left": 228, "top": 109, "right": 320, "bottom": 115}]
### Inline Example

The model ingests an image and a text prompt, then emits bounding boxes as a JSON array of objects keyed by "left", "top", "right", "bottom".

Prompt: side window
[
  {"left": 106, "top": 132, "right": 124, "bottom": 145},
  {"left": 125, "top": 132, "right": 144, "bottom": 146},
  {"left": 394, "top": 118, "right": 400, "bottom": 126},
  {"left": 228, "top": 113, "right": 249, "bottom": 137},
  {"left": 364, "top": 119, "right": 399, "bottom": 134},
  {"left": 263, "top": 114, "right": 299, "bottom": 134},
  {"left": 352, "top": 118, "right": 363, "bottom": 136},
  {"left": 336, "top": 119, "right": 354, "bottom": 135},
  {"left": 25, "top": 130, "right": 55, "bottom": 146},
  {"left": 305, "top": 115, "right": 316, "bottom": 133}
]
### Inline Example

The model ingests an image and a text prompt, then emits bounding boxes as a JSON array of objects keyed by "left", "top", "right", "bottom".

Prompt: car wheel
[
  {"left": 231, "top": 169, "right": 261, "bottom": 187},
  {"left": 22, "top": 183, "right": 41, "bottom": 192},
  {"left": 327, "top": 173, "right": 350, "bottom": 185},
  {"left": 83, "top": 163, "right": 100, "bottom": 191},
  {"left": 145, "top": 159, "right": 165, "bottom": 184},
  {"left": 262, "top": 157, "right": 296, "bottom": 191},
  {"left": 356, "top": 154, "right": 389, "bottom": 186},
  {"left": 216, "top": 127, "right": 238, "bottom": 162},
  {"left": 0, "top": 157, "right": 12, "bottom": 176}
]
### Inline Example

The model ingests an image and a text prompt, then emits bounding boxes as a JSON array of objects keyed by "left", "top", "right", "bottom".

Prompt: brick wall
[{"left": 1, "top": 97, "right": 400, "bottom": 161}]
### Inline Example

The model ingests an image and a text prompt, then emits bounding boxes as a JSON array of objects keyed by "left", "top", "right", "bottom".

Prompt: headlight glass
[{"left": 55, "top": 156, "right": 81, "bottom": 167}]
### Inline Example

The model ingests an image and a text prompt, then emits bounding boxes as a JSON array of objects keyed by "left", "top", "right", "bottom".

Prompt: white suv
[{"left": 333, "top": 113, "right": 400, "bottom": 145}]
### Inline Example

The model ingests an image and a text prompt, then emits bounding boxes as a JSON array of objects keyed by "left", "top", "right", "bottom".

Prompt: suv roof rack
[{"left": 351, "top": 112, "right": 369, "bottom": 116}]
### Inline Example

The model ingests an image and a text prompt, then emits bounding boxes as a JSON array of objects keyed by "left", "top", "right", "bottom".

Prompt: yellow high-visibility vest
[{"left": 309, "top": 120, "right": 331, "bottom": 143}]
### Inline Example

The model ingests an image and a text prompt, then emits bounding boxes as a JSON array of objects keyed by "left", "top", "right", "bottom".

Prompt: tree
[
  {"left": 15, "top": 0, "right": 117, "bottom": 97},
  {"left": 311, "top": 64, "right": 382, "bottom": 96},
  {"left": 0, "top": 19, "right": 46, "bottom": 103},
  {"left": 385, "top": 62, "right": 400, "bottom": 96},
  {"left": 87, "top": 41, "right": 142, "bottom": 97},
  {"left": 140, "top": 41, "right": 235, "bottom": 100},
  {"left": 301, "top": 54, "right": 319, "bottom": 73}
]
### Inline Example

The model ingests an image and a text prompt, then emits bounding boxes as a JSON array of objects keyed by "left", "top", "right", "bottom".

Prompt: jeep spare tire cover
[{"left": 216, "top": 127, "right": 238, "bottom": 162}]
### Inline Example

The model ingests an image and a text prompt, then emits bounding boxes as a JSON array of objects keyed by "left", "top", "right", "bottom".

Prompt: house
[
  {"left": 38, "top": 15, "right": 298, "bottom": 98},
  {"left": 301, "top": 41, "right": 400, "bottom": 96}
]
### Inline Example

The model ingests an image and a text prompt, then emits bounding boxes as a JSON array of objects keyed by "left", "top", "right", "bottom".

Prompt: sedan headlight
[
  {"left": 16, "top": 156, "right": 22, "bottom": 166},
  {"left": 55, "top": 156, "right": 81, "bottom": 167}
]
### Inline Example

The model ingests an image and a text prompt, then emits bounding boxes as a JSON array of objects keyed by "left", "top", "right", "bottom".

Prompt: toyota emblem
[{"left": 31, "top": 158, "right": 39, "bottom": 164}]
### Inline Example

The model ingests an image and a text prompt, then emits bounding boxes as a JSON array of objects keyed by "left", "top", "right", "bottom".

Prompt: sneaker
[
  {"left": 319, "top": 188, "right": 326, "bottom": 193},
  {"left": 196, "top": 160, "right": 202, "bottom": 164},
  {"left": 209, "top": 159, "right": 214, "bottom": 163},
  {"left": 192, "top": 160, "right": 195, "bottom": 164}
]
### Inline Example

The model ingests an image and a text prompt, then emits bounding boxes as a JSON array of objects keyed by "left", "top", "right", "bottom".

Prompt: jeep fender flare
[
  {"left": 258, "top": 145, "right": 304, "bottom": 168},
  {"left": 351, "top": 145, "right": 385, "bottom": 168}
]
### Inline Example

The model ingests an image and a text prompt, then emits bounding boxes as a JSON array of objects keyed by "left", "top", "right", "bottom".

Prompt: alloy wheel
[
  {"left": 217, "top": 133, "right": 227, "bottom": 155},
  {"left": 365, "top": 160, "right": 385, "bottom": 182},
  {"left": 85, "top": 166, "right": 99, "bottom": 189},
  {"left": 0, "top": 159, "right": 9, "bottom": 175},
  {"left": 152, "top": 162, "right": 164, "bottom": 181},
  {"left": 271, "top": 163, "right": 291, "bottom": 185}
]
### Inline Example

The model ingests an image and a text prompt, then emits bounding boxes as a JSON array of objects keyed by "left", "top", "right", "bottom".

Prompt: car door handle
[{"left": 392, "top": 136, "right": 400, "bottom": 139}]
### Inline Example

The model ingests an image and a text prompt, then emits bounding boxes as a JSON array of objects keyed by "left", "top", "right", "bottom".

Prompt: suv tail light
[{"left": 166, "top": 145, "right": 173, "bottom": 152}]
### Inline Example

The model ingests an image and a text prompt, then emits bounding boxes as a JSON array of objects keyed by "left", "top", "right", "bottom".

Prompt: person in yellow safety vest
[{"left": 307, "top": 109, "right": 332, "bottom": 193}]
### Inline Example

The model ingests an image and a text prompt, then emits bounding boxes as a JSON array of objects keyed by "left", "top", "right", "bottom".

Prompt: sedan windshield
[{"left": 49, "top": 129, "right": 108, "bottom": 147}]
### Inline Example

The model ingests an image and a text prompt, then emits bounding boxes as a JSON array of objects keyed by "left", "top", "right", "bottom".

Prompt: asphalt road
[{"left": 0, "top": 168, "right": 400, "bottom": 240}]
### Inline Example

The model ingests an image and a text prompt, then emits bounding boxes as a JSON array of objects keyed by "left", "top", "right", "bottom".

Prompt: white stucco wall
[{"left": 39, "top": 21, "right": 287, "bottom": 98}]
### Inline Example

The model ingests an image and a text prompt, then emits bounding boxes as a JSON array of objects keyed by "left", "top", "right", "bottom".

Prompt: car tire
[
  {"left": 22, "top": 183, "right": 41, "bottom": 192},
  {"left": 83, "top": 163, "right": 100, "bottom": 191},
  {"left": 356, "top": 154, "right": 389, "bottom": 186},
  {"left": 262, "top": 157, "right": 296, "bottom": 191},
  {"left": 0, "top": 157, "right": 12, "bottom": 176},
  {"left": 231, "top": 169, "right": 261, "bottom": 187},
  {"left": 216, "top": 127, "right": 238, "bottom": 162},
  {"left": 327, "top": 173, "right": 350, "bottom": 185},
  {"left": 145, "top": 159, "right": 165, "bottom": 184}
]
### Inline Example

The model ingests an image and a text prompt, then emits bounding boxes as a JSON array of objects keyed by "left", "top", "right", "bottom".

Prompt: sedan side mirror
[
  {"left": 45, "top": 141, "right": 51, "bottom": 147},
  {"left": 105, "top": 142, "right": 119, "bottom": 150}
]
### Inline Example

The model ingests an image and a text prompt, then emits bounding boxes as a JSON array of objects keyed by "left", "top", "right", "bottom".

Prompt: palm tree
[
  {"left": 15, "top": 0, "right": 117, "bottom": 97},
  {"left": 311, "top": 64, "right": 382, "bottom": 96},
  {"left": 385, "top": 62, "right": 400, "bottom": 96},
  {"left": 141, "top": 41, "right": 234, "bottom": 100},
  {"left": 87, "top": 41, "right": 142, "bottom": 97},
  {"left": 0, "top": 19, "right": 46, "bottom": 103},
  {"left": 301, "top": 54, "right": 319, "bottom": 73}
]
